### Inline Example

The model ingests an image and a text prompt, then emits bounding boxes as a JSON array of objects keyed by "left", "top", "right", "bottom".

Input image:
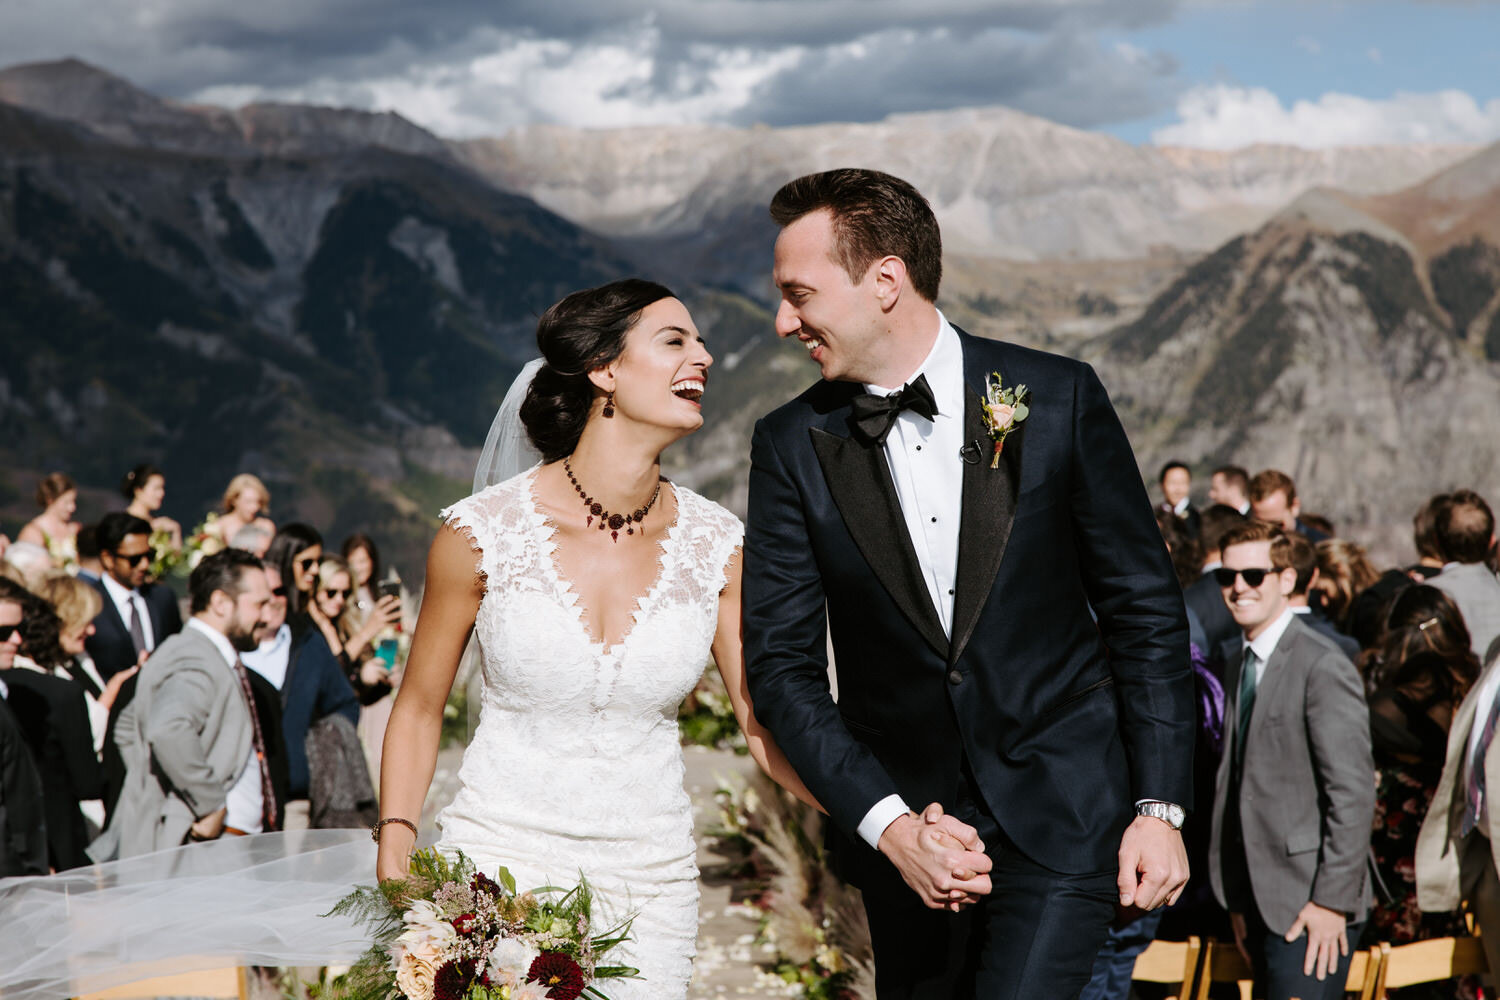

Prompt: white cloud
[{"left": 1152, "top": 84, "right": 1500, "bottom": 148}]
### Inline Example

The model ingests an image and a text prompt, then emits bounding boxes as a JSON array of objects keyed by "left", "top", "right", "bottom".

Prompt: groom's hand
[
  {"left": 878, "top": 810, "right": 992, "bottom": 911},
  {"left": 1116, "top": 815, "right": 1189, "bottom": 910}
]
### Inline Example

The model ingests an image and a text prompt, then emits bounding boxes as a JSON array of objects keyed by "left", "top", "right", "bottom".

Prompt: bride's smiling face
[{"left": 597, "top": 297, "right": 712, "bottom": 438}]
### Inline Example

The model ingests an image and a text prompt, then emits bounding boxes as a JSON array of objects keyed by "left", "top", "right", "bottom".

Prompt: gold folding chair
[
  {"left": 1196, "top": 938, "right": 1382, "bottom": 1000},
  {"left": 75, "top": 966, "right": 249, "bottom": 1000},
  {"left": 1372, "top": 936, "right": 1487, "bottom": 998},
  {"left": 1131, "top": 936, "right": 1203, "bottom": 1000}
]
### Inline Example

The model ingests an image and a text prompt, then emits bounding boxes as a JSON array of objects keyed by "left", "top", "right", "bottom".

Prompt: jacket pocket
[
  {"left": 1286, "top": 830, "right": 1321, "bottom": 855},
  {"left": 1034, "top": 676, "right": 1115, "bottom": 727}
]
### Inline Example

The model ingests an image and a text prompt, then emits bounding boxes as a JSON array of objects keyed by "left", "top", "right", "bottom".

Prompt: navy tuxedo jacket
[
  {"left": 743, "top": 328, "right": 1195, "bottom": 883},
  {"left": 84, "top": 578, "right": 183, "bottom": 680}
]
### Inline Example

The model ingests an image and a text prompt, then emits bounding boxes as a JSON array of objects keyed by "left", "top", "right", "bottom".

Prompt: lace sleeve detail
[
  {"left": 674, "top": 487, "right": 745, "bottom": 596},
  {"left": 438, "top": 474, "right": 539, "bottom": 597}
]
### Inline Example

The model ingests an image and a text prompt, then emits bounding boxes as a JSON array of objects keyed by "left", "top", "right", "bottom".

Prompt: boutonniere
[{"left": 980, "top": 371, "right": 1029, "bottom": 469}]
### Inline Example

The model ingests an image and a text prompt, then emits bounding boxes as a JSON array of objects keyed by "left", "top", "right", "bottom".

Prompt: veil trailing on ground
[
  {"left": 474, "top": 358, "right": 546, "bottom": 492},
  {"left": 0, "top": 830, "right": 374, "bottom": 1000}
]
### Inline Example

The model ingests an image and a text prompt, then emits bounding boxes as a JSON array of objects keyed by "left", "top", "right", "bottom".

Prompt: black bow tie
[{"left": 850, "top": 373, "right": 939, "bottom": 446}]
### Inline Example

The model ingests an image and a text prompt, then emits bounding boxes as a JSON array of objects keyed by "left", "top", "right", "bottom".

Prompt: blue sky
[{"left": 0, "top": 0, "right": 1496, "bottom": 145}]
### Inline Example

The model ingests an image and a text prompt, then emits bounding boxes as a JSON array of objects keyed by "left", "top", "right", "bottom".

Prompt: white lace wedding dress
[{"left": 436, "top": 468, "right": 743, "bottom": 999}]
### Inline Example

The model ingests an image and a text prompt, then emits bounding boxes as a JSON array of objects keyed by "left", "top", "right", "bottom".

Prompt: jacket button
[{"left": 948, "top": 669, "right": 963, "bottom": 686}]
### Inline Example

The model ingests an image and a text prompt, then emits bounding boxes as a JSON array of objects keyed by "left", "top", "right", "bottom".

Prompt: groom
[{"left": 743, "top": 169, "right": 1196, "bottom": 998}]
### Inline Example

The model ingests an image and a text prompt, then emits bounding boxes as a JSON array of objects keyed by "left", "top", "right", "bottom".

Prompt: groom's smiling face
[{"left": 773, "top": 209, "right": 885, "bottom": 383}]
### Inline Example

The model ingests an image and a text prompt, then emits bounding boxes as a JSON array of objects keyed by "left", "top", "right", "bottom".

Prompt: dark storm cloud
[{"left": 0, "top": 0, "right": 1185, "bottom": 129}]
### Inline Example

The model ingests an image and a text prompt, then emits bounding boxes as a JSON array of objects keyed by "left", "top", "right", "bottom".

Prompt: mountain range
[{"left": 2, "top": 57, "right": 1497, "bottom": 569}]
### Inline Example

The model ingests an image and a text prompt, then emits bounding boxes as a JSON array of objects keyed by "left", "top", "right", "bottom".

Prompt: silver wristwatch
[{"left": 1137, "top": 801, "right": 1186, "bottom": 830}]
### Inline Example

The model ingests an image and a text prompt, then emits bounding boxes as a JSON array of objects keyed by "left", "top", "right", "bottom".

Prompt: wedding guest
[
  {"left": 75, "top": 524, "right": 102, "bottom": 583},
  {"left": 2, "top": 541, "right": 53, "bottom": 588},
  {"left": 0, "top": 592, "right": 47, "bottom": 877},
  {"left": 1183, "top": 503, "right": 1247, "bottom": 674},
  {"left": 121, "top": 463, "right": 182, "bottom": 552},
  {"left": 17, "top": 472, "right": 79, "bottom": 570},
  {"left": 341, "top": 533, "right": 403, "bottom": 776},
  {"left": 34, "top": 573, "right": 137, "bottom": 756},
  {"left": 85, "top": 513, "right": 182, "bottom": 681},
  {"left": 1313, "top": 539, "right": 1383, "bottom": 647},
  {"left": 91, "top": 549, "right": 279, "bottom": 860},
  {"left": 1210, "top": 465, "right": 1252, "bottom": 516},
  {"left": 1411, "top": 494, "right": 1453, "bottom": 581},
  {"left": 242, "top": 559, "right": 358, "bottom": 831},
  {"left": 0, "top": 577, "right": 103, "bottom": 870},
  {"left": 1249, "top": 469, "right": 1330, "bottom": 543},
  {"left": 1364, "top": 639, "right": 1478, "bottom": 958},
  {"left": 229, "top": 524, "right": 272, "bottom": 558},
  {"left": 311, "top": 556, "right": 396, "bottom": 704},
  {"left": 1416, "top": 639, "right": 1500, "bottom": 981},
  {"left": 1285, "top": 533, "right": 1359, "bottom": 662},
  {"left": 265, "top": 523, "right": 322, "bottom": 622},
  {"left": 1430, "top": 489, "right": 1500, "bottom": 665},
  {"left": 1158, "top": 461, "right": 1201, "bottom": 539},
  {"left": 1209, "top": 521, "right": 1374, "bottom": 1000},
  {"left": 1155, "top": 511, "right": 1203, "bottom": 593},
  {"left": 0, "top": 532, "right": 8, "bottom": 560},
  {"left": 215, "top": 473, "right": 275, "bottom": 544}
]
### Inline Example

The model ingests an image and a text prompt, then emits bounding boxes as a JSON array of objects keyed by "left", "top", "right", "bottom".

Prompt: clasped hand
[{"left": 878, "top": 803, "right": 993, "bottom": 912}]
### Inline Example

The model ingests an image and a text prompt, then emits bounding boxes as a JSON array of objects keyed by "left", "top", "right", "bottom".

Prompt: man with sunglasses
[
  {"left": 1208, "top": 521, "right": 1374, "bottom": 1000},
  {"left": 85, "top": 513, "right": 183, "bottom": 682}
]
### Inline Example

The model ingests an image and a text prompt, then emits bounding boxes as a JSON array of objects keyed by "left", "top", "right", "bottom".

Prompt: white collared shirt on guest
[
  {"left": 242, "top": 624, "right": 292, "bottom": 691},
  {"left": 1244, "top": 607, "right": 1297, "bottom": 685},
  {"left": 1172, "top": 496, "right": 1191, "bottom": 516},
  {"left": 854, "top": 311, "right": 967, "bottom": 849},
  {"left": 185, "top": 618, "right": 263, "bottom": 835},
  {"left": 101, "top": 573, "right": 155, "bottom": 652}
]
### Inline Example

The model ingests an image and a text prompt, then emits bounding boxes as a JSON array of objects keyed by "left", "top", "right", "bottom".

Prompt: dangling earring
[{"left": 602, "top": 390, "right": 615, "bottom": 418}]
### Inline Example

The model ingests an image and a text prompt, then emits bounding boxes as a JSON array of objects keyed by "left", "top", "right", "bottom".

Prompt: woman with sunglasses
[{"left": 311, "top": 556, "right": 398, "bottom": 703}]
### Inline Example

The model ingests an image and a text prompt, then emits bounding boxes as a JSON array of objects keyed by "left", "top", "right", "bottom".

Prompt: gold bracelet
[{"left": 371, "top": 817, "right": 419, "bottom": 843}]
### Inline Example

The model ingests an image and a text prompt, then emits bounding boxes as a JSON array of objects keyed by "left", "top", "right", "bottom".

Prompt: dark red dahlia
[
  {"left": 527, "top": 952, "right": 585, "bottom": 1000},
  {"left": 433, "top": 958, "right": 477, "bottom": 1000},
  {"left": 470, "top": 872, "right": 502, "bottom": 898},
  {"left": 452, "top": 913, "right": 477, "bottom": 935}
]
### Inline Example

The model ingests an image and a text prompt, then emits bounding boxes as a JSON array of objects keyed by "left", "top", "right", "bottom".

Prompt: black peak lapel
[
  {"left": 810, "top": 425, "right": 949, "bottom": 659},
  {"left": 950, "top": 356, "right": 1024, "bottom": 666}
]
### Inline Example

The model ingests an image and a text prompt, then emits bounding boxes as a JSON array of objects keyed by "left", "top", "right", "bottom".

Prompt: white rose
[
  {"left": 487, "top": 935, "right": 541, "bottom": 983},
  {"left": 396, "top": 900, "right": 459, "bottom": 966},
  {"left": 395, "top": 954, "right": 437, "bottom": 1000}
]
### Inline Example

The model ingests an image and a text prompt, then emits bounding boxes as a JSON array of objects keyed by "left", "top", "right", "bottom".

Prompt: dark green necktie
[{"left": 1235, "top": 647, "right": 1259, "bottom": 771}]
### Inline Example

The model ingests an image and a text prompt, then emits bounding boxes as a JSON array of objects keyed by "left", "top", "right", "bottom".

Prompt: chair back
[
  {"left": 1197, "top": 938, "right": 1382, "bottom": 1000},
  {"left": 1374, "top": 936, "right": 1487, "bottom": 996},
  {"left": 76, "top": 966, "right": 248, "bottom": 1000},
  {"left": 1131, "top": 936, "right": 1202, "bottom": 999}
]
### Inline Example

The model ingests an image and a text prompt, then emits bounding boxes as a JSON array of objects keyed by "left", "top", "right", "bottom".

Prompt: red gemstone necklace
[{"left": 564, "top": 457, "right": 662, "bottom": 542}]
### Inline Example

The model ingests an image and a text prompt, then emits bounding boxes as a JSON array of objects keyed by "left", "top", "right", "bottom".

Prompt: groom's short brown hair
[{"left": 769, "top": 168, "right": 943, "bottom": 302}]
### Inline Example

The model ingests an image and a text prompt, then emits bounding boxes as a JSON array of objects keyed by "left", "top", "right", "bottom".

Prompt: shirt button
[
  {"left": 930, "top": 516, "right": 937, "bottom": 523},
  {"left": 948, "top": 669, "right": 963, "bottom": 686},
  {"left": 948, "top": 588, "right": 955, "bottom": 595},
  {"left": 915, "top": 445, "right": 922, "bottom": 451}
]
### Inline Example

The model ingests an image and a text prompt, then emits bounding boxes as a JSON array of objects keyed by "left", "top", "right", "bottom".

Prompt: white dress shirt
[
  {"left": 242, "top": 624, "right": 292, "bottom": 690},
  {"left": 1172, "top": 497, "right": 1191, "bottom": 516},
  {"left": 855, "top": 312, "right": 966, "bottom": 849},
  {"left": 186, "top": 618, "right": 263, "bottom": 835},
  {"left": 101, "top": 573, "right": 155, "bottom": 652},
  {"left": 1468, "top": 661, "right": 1500, "bottom": 769},
  {"left": 1245, "top": 607, "right": 1297, "bottom": 686}
]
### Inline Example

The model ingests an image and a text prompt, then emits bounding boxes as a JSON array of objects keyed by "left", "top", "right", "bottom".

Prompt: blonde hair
[
  {"left": 220, "top": 474, "right": 271, "bottom": 516},
  {"left": 34, "top": 572, "right": 103, "bottom": 633},
  {"left": 317, "top": 556, "right": 355, "bottom": 636},
  {"left": 1313, "top": 539, "right": 1382, "bottom": 628}
]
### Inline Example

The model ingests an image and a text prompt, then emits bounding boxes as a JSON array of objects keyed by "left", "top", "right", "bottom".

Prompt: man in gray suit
[
  {"left": 1430, "top": 489, "right": 1500, "bottom": 665},
  {"left": 90, "top": 549, "right": 277, "bottom": 861},
  {"left": 1208, "top": 521, "right": 1374, "bottom": 1000}
]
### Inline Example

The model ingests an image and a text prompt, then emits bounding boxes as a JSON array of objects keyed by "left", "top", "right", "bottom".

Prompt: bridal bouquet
[
  {"left": 329, "top": 849, "right": 636, "bottom": 1000},
  {"left": 180, "top": 513, "right": 227, "bottom": 573}
]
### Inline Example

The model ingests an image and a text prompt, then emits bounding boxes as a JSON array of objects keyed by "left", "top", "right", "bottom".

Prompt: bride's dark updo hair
[{"left": 520, "top": 278, "right": 676, "bottom": 462}]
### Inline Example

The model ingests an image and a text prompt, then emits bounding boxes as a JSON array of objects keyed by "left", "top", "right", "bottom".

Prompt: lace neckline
[{"left": 525, "top": 467, "right": 684, "bottom": 655}]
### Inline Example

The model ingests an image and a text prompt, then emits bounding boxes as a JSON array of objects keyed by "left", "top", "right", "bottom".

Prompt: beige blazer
[{"left": 1415, "top": 654, "right": 1500, "bottom": 911}]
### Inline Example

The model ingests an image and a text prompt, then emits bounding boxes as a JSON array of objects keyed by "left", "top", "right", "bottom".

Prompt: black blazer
[
  {"left": 0, "top": 668, "right": 102, "bottom": 870},
  {"left": 84, "top": 578, "right": 183, "bottom": 681},
  {"left": 1184, "top": 571, "right": 1240, "bottom": 678},
  {"left": 0, "top": 693, "right": 48, "bottom": 876},
  {"left": 744, "top": 328, "right": 1195, "bottom": 884}
]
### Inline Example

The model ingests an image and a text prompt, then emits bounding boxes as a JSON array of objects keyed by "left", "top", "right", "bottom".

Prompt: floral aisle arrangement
[
  {"left": 711, "top": 775, "right": 875, "bottom": 1000},
  {"left": 329, "top": 849, "right": 636, "bottom": 1000}
]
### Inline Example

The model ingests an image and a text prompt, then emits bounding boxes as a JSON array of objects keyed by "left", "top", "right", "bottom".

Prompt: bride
[
  {"left": 375, "top": 278, "right": 818, "bottom": 998},
  {"left": 0, "top": 279, "right": 817, "bottom": 1000}
]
